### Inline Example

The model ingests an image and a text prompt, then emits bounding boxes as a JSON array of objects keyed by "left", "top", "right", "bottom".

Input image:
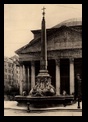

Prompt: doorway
[
  {"left": 60, "top": 59, "right": 70, "bottom": 94},
  {"left": 47, "top": 59, "right": 55, "bottom": 88}
]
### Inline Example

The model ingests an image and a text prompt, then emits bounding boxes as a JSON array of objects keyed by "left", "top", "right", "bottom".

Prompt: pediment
[{"left": 16, "top": 26, "right": 82, "bottom": 54}]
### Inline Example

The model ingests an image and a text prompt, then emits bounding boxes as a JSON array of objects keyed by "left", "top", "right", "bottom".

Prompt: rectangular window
[
  {"left": 11, "top": 64, "right": 13, "bottom": 68},
  {"left": 4, "top": 63, "right": 6, "bottom": 67},
  {"left": 8, "top": 75, "right": 11, "bottom": 80},
  {"left": 4, "top": 74, "right": 7, "bottom": 79},
  {"left": 8, "top": 63, "right": 11, "bottom": 67},
  {"left": 9, "top": 70, "right": 10, "bottom": 73},
  {"left": 9, "top": 80, "right": 11, "bottom": 84},
  {"left": 9, "top": 70, "right": 11, "bottom": 73},
  {"left": 5, "top": 69, "right": 7, "bottom": 72}
]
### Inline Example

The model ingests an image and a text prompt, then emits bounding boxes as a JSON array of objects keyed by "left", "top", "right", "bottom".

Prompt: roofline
[
  {"left": 15, "top": 25, "right": 82, "bottom": 55},
  {"left": 31, "top": 25, "right": 82, "bottom": 34}
]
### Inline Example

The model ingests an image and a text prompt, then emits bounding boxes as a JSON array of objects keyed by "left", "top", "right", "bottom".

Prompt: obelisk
[
  {"left": 29, "top": 7, "right": 55, "bottom": 96},
  {"left": 37, "top": 7, "right": 50, "bottom": 77},
  {"left": 40, "top": 7, "right": 47, "bottom": 71}
]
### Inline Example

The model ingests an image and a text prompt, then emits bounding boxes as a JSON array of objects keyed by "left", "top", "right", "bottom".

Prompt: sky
[{"left": 4, "top": 4, "right": 82, "bottom": 57}]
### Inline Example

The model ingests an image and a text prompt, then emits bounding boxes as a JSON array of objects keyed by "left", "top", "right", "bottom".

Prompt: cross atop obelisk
[{"left": 42, "top": 7, "right": 46, "bottom": 17}]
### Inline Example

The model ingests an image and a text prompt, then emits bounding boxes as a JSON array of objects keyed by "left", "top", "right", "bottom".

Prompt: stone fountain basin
[{"left": 15, "top": 95, "right": 74, "bottom": 108}]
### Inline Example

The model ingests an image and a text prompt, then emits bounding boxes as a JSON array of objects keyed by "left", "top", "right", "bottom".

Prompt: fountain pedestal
[{"left": 29, "top": 70, "right": 55, "bottom": 97}]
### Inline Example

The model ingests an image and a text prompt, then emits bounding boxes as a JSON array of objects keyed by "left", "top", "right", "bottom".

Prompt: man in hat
[
  {"left": 76, "top": 73, "right": 82, "bottom": 109},
  {"left": 76, "top": 73, "right": 82, "bottom": 101}
]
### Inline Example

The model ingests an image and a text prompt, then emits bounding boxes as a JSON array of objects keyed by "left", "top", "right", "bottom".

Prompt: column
[
  {"left": 23, "top": 65, "right": 26, "bottom": 82},
  {"left": 19, "top": 65, "right": 23, "bottom": 95},
  {"left": 69, "top": 58, "right": 75, "bottom": 95},
  {"left": 22, "top": 65, "right": 26, "bottom": 91},
  {"left": 31, "top": 61, "right": 35, "bottom": 89},
  {"left": 55, "top": 59, "right": 60, "bottom": 95},
  {"left": 27, "top": 66, "right": 30, "bottom": 92}
]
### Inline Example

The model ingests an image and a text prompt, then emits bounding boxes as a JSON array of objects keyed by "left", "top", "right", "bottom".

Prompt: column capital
[
  {"left": 55, "top": 59, "right": 60, "bottom": 66},
  {"left": 19, "top": 63, "right": 23, "bottom": 67},
  {"left": 23, "top": 64, "right": 25, "bottom": 67},
  {"left": 31, "top": 61, "right": 35, "bottom": 66},
  {"left": 69, "top": 58, "right": 74, "bottom": 62},
  {"left": 19, "top": 61, "right": 23, "bottom": 65}
]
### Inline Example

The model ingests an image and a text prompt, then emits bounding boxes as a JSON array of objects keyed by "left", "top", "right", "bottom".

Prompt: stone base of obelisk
[
  {"left": 29, "top": 69, "right": 56, "bottom": 97},
  {"left": 37, "top": 70, "right": 50, "bottom": 77}
]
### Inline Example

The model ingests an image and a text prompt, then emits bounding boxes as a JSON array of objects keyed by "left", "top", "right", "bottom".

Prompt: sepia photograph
[{"left": 4, "top": 4, "right": 82, "bottom": 116}]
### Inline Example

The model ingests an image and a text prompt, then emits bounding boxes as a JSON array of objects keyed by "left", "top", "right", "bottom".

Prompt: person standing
[{"left": 76, "top": 73, "right": 82, "bottom": 108}]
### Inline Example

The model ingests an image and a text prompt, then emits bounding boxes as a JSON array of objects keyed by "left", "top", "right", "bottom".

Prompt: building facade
[
  {"left": 10, "top": 55, "right": 20, "bottom": 88},
  {"left": 4, "top": 56, "right": 13, "bottom": 87},
  {"left": 4, "top": 55, "right": 20, "bottom": 90},
  {"left": 15, "top": 18, "right": 82, "bottom": 97}
]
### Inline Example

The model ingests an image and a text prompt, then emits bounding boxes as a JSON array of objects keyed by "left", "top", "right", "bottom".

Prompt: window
[
  {"left": 5, "top": 69, "right": 7, "bottom": 72},
  {"left": 8, "top": 63, "right": 12, "bottom": 67},
  {"left": 9, "top": 70, "right": 11, "bottom": 73},
  {"left": 9, "top": 69, "right": 13, "bottom": 73},
  {"left": 9, "top": 80, "right": 11, "bottom": 84},
  {"left": 11, "top": 64, "right": 13, "bottom": 68},
  {"left": 4, "top": 63, "right": 6, "bottom": 67},
  {"left": 4, "top": 74, "right": 7, "bottom": 79},
  {"left": 12, "top": 76, "right": 14, "bottom": 79},
  {"left": 8, "top": 75, "right": 11, "bottom": 80}
]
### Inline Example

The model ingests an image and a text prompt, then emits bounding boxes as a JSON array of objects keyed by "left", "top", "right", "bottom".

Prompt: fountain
[{"left": 15, "top": 7, "right": 74, "bottom": 111}]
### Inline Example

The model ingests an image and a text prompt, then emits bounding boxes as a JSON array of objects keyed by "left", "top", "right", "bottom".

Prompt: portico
[
  {"left": 18, "top": 57, "right": 82, "bottom": 97},
  {"left": 15, "top": 16, "right": 82, "bottom": 98}
]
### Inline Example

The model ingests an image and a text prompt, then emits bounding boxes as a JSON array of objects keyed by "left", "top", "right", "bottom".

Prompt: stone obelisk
[
  {"left": 38, "top": 7, "right": 48, "bottom": 74},
  {"left": 29, "top": 7, "right": 55, "bottom": 96},
  {"left": 37, "top": 7, "right": 50, "bottom": 79},
  {"left": 40, "top": 7, "right": 47, "bottom": 71}
]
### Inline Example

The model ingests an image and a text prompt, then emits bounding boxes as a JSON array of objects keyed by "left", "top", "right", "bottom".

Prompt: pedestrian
[
  {"left": 76, "top": 73, "right": 82, "bottom": 108},
  {"left": 76, "top": 73, "right": 82, "bottom": 101}
]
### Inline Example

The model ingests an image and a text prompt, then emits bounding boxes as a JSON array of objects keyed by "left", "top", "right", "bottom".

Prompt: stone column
[
  {"left": 27, "top": 67, "right": 30, "bottom": 92},
  {"left": 69, "top": 58, "right": 75, "bottom": 95},
  {"left": 55, "top": 59, "right": 60, "bottom": 95},
  {"left": 22, "top": 65, "right": 25, "bottom": 91},
  {"left": 31, "top": 61, "right": 35, "bottom": 89},
  {"left": 23, "top": 65, "right": 26, "bottom": 82},
  {"left": 19, "top": 65, "right": 23, "bottom": 95}
]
